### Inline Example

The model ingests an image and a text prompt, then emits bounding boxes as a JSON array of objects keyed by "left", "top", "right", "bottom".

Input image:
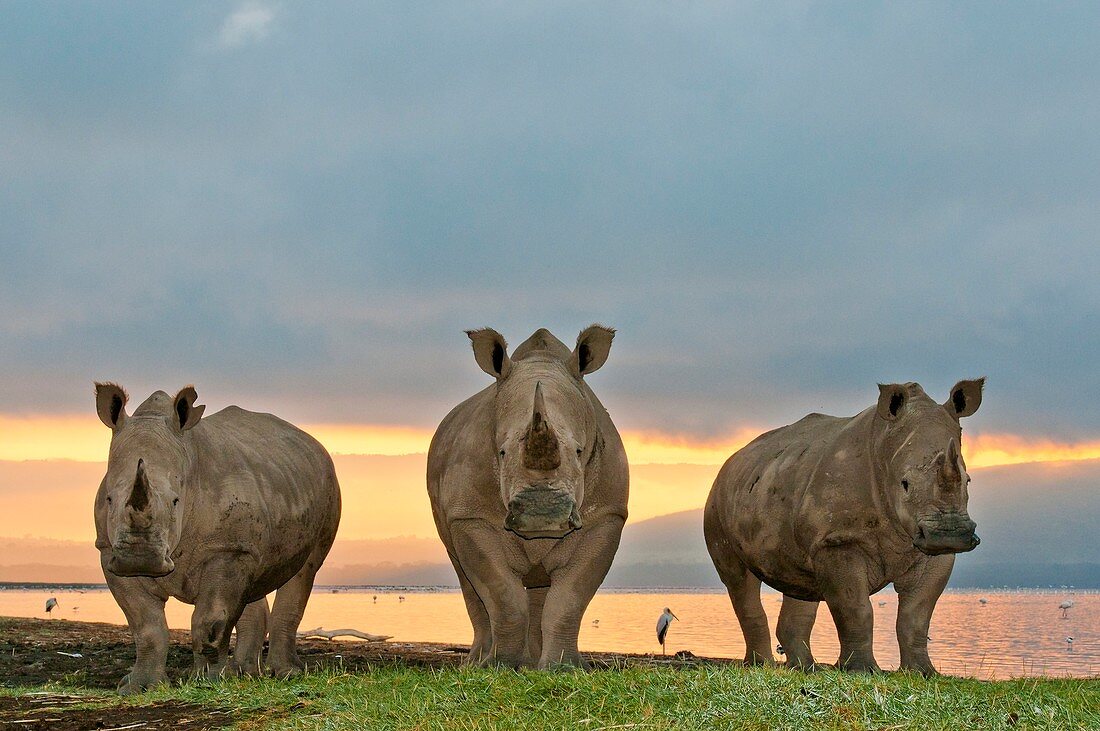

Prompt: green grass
[{"left": 4, "top": 665, "right": 1098, "bottom": 730}]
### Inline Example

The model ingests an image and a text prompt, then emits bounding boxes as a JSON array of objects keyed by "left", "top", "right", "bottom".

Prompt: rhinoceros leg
[
  {"left": 106, "top": 572, "right": 170, "bottom": 695},
  {"left": 450, "top": 556, "right": 493, "bottom": 664},
  {"left": 815, "top": 547, "right": 879, "bottom": 672},
  {"left": 233, "top": 597, "right": 270, "bottom": 675},
  {"left": 539, "top": 517, "right": 624, "bottom": 670},
  {"left": 894, "top": 554, "right": 953, "bottom": 675},
  {"left": 711, "top": 550, "right": 773, "bottom": 665},
  {"left": 190, "top": 560, "right": 251, "bottom": 679},
  {"left": 267, "top": 557, "right": 323, "bottom": 677},
  {"left": 450, "top": 519, "right": 529, "bottom": 668},
  {"left": 777, "top": 595, "right": 818, "bottom": 670}
]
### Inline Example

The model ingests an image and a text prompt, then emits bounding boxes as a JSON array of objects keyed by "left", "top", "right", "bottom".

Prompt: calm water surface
[{"left": 1, "top": 587, "right": 1095, "bottom": 679}]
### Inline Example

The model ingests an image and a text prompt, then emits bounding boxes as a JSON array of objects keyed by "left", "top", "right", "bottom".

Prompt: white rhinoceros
[
  {"left": 705, "top": 379, "right": 984, "bottom": 674},
  {"left": 93, "top": 384, "right": 341, "bottom": 693},
  {"left": 428, "top": 326, "right": 629, "bottom": 669}
]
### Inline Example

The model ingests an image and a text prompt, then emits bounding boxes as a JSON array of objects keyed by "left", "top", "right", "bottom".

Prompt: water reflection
[{"left": 1, "top": 588, "right": 1094, "bottom": 679}]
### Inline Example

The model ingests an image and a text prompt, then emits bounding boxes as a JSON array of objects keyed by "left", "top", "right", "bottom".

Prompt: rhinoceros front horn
[
  {"left": 523, "top": 382, "right": 561, "bottom": 471},
  {"left": 125, "top": 458, "right": 151, "bottom": 512}
]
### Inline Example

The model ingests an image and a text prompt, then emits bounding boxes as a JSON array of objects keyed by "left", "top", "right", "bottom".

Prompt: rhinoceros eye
[
  {"left": 901, "top": 480, "right": 910, "bottom": 493},
  {"left": 173, "top": 498, "right": 180, "bottom": 506},
  {"left": 106, "top": 495, "right": 112, "bottom": 504},
  {"left": 499, "top": 449, "right": 506, "bottom": 458}
]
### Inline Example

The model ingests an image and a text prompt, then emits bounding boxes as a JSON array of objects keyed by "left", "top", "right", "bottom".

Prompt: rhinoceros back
[
  {"left": 706, "top": 411, "right": 861, "bottom": 598},
  {"left": 178, "top": 406, "right": 341, "bottom": 600}
]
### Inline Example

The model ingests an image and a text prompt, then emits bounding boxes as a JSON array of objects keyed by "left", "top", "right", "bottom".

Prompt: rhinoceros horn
[
  {"left": 523, "top": 382, "right": 561, "bottom": 471},
  {"left": 125, "top": 458, "right": 151, "bottom": 513}
]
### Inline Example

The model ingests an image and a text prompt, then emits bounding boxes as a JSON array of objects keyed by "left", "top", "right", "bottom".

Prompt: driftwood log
[{"left": 296, "top": 627, "right": 392, "bottom": 642}]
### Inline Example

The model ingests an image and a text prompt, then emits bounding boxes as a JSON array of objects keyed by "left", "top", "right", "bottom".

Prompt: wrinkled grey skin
[
  {"left": 93, "top": 384, "right": 341, "bottom": 694},
  {"left": 428, "top": 326, "right": 629, "bottom": 669},
  {"left": 704, "top": 380, "right": 984, "bottom": 674}
]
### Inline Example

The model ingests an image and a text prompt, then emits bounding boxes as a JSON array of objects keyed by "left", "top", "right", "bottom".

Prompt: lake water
[{"left": 1, "top": 587, "right": 1095, "bottom": 680}]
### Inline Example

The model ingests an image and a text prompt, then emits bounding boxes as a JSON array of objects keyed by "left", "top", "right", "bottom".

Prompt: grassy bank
[{"left": 3, "top": 665, "right": 1097, "bottom": 731}]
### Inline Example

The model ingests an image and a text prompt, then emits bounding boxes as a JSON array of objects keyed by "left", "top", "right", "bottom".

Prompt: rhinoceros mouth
[
  {"left": 913, "top": 523, "right": 980, "bottom": 556},
  {"left": 504, "top": 487, "right": 581, "bottom": 540},
  {"left": 107, "top": 541, "right": 176, "bottom": 577}
]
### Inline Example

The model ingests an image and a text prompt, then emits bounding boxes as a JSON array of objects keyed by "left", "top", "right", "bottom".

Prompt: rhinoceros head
[
  {"left": 467, "top": 325, "right": 615, "bottom": 539},
  {"left": 875, "top": 378, "right": 985, "bottom": 556},
  {"left": 94, "top": 383, "right": 204, "bottom": 577}
]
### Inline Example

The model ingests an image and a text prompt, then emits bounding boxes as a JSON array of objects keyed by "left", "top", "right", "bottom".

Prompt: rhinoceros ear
[
  {"left": 467, "top": 328, "right": 512, "bottom": 380},
  {"left": 172, "top": 386, "right": 205, "bottom": 431},
  {"left": 95, "top": 382, "right": 128, "bottom": 431},
  {"left": 572, "top": 324, "right": 615, "bottom": 377},
  {"left": 876, "top": 383, "right": 908, "bottom": 422},
  {"left": 944, "top": 378, "right": 985, "bottom": 419}
]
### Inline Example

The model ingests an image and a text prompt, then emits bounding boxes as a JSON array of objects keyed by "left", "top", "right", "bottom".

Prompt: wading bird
[
  {"left": 656, "top": 607, "right": 678, "bottom": 655},
  {"left": 45, "top": 597, "right": 58, "bottom": 615},
  {"left": 1060, "top": 600, "right": 1074, "bottom": 619}
]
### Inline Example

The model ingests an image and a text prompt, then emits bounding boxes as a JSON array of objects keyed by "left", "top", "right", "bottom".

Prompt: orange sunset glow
[{"left": 4, "top": 413, "right": 1100, "bottom": 470}]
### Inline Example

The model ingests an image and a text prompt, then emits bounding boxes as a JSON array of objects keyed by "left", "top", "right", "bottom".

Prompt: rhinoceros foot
[
  {"left": 231, "top": 656, "right": 266, "bottom": 676},
  {"left": 837, "top": 655, "right": 881, "bottom": 673},
  {"left": 898, "top": 660, "right": 939, "bottom": 677},
  {"left": 267, "top": 656, "right": 305, "bottom": 678},
  {"left": 117, "top": 669, "right": 168, "bottom": 696},
  {"left": 538, "top": 651, "right": 588, "bottom": 671}
]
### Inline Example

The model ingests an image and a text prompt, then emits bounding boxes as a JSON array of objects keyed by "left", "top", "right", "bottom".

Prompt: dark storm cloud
[{"left": 1, "top": 2, "right": 1098, "bottom": 438}]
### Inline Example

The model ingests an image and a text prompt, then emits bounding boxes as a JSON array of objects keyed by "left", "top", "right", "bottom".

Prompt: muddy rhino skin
[
  {"left": 428, "top": 326, "right": 629, "bottom": 669},
  {"left": 93, "top": 384, "right": 340, "bottom": 693},
  {"left": 704, "top": 380, "right": 984, "bottom": 674}
]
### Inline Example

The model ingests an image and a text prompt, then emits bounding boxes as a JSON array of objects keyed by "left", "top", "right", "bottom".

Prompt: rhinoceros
[
  {"left": 704, "top": 379, "right": 984, "bottom": 674},
  {"left": 92, "top": 384, "right": 341, "bottom": 693},
  {"left": 428, "top": 326, "right": 629, "bottom": 669}
]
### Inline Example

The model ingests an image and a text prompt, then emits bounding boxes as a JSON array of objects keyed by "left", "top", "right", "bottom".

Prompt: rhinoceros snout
[
  {"left": 505, "top": 487, "right": 580, "bottom": 540},
  {"left": 913, "top": 515, "right": 979, "bottom": 556},
  {"left": 107, "top": 546, "right": 175, "bottom": 577}
]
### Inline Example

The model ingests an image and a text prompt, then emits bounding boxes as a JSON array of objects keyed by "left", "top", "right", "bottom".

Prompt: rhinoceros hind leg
[
  {"left": 267, "top": 559, "right": 323, "bottom": 676},
  {"left": 777, "top": 595, "right": 819, "bottom": 670},
  {"left": 713, "top": 552, "right": 773, "bottom": 665},
  {"left": 233, "top": 597, "right": 270, "bottom": 675},
  {"left": 524, "top": 586, "right": 548, "bottom": 667},
  {"left": 894, "top": 554, "right": 953, "bottom": 676}
]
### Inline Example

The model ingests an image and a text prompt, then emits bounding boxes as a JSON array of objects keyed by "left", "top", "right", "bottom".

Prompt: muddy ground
[{"left": 0, "top": 616, "right": 732, "bottom": 728}]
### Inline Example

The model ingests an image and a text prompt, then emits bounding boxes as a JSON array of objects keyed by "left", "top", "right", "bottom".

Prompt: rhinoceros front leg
[
  {"left": 190, "top": 558, "right": 251, "bottom": 679},
  {"left": 777, "top": 595, "right": 819, "bottom": 670},
  {"left": 539, "top": 517, "right": 625, "bottom": 670},
  {"left": 449, "top": 555, "right": 493, "bottom": 664},
  {"left": 814, "top": 546, "right": 879, "bottom": 672},
  {"left": 105, "top": 572, "right": 170, "bottom": 695},
  {"left": 233, "top": 597, "right": 270, "bottom": 675},
  {"left": 894, "top": 554, "right": 953, "bottom": 675},
  {"left": 450, "top": 519, "right": 529, "bottom": 668}
]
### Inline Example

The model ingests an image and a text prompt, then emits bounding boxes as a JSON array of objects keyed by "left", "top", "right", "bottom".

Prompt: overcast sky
[{"left": 2, "top": 2, "right": 1098, "bottom": 440}]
